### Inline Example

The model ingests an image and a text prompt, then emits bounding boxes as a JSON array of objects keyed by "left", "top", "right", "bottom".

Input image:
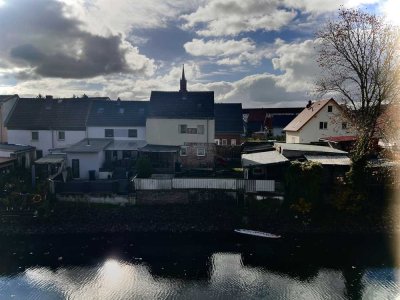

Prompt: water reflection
[{"left": 0, "top": 233, "right": 398, "bottom": 299}]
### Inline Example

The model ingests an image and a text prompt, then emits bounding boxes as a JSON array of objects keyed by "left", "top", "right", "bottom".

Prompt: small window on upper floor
[
  {"left": 328, "top": 105, "right": 333, "bottom": 112},
  {"left": 105, "top": 129, "right": 114, "bottom": 137},
  {"left": 197, "top": 125, "right": 204, "bottom": 134},
  {"left": 231, "top": 139, "right": 237, "bottom": 146},
  {"left": 222, "top": 139, "right": 228, "bottom": 145},
  {"left": 179, "top": 124, "right": 187, "bottom": 134},
  {"left": 342, "top": 122, "right": 347, "bottom": 130},
  {"left": 58, "top": 131, "right": 65, "bottom": 141},
  {"left": 31, "top": 131, "right": 39, "bottom": 141},
  {"left": 128, "top": 129, "right": 137, "bottom": 138},
  {"left": 319, "top": 122, "right": 328, "bottom": 130},
  {"left": 214, "top": 139, "right": 220, "bottom": 145}
]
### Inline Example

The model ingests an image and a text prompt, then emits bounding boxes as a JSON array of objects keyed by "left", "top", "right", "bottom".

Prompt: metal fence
[{"left": 133, "top": 178, "right": 275, "bottom": 193}]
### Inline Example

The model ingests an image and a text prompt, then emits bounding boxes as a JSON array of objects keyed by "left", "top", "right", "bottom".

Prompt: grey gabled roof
[
  {"left": 0, "top": 143, "right": 35, "bottom": 152},
  {"left": 87, "top": 100, "right": 148, "bottom": 127},
  {"left": 149, "top": 91, "right": 214, "bottom": 119},
  {"left": 242, "top": 150, "right": 288, "bottom": 167},
  {"left": 6, "top": 98, "right": 92, "bottom": 130},
  {"left": 65, "top": 138, "right": 112, "bottom": 153},
  {"left": 215, "top": 103, "right": 243, "bottom": 134}
]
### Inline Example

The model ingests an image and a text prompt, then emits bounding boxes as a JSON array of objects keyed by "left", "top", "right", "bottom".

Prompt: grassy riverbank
[{"left": 0, "top": 194, "right": 397, "bottom": 236}]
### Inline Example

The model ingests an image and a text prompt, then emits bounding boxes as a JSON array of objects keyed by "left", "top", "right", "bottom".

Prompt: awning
[
  {"left": 139, "top": 144, "right": 180, "bottom": 153},
  {"left": 304, "top": 155, "right": 351, "bottom": 166},
  {"left": 242, "top": 150, "right": 288, "bottom": 167},
  {"left": 35, "top": 154, "right": 66, "bottom": 164}
]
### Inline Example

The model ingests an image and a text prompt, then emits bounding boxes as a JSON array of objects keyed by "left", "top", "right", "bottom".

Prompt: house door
[{"left": 72, "top": 159, "right": 80, "bottom": 178}]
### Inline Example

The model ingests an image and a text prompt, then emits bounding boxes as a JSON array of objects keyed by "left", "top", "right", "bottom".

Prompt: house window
[
  {"left": 180, "top": 146, "right": 188, "bottom": 156},
  {"left": 222, "top": 139, "right": 227, "bottom": 145},
  {"left": 36, "top": 150, "right": 43, "bottom": 159},
  {"left": 214, "top": 139, "right": 220, "bottom": 145},
  {"left": 187, "top": 127, "right": 197, "bottom": 134},
  {"left": 105, "top": 129, "right": 114, "bottom": 137},
  {"left": 197, "top": 125, "right": 205, "bottom": 134},
  {"left": 128, "top": 129, "right": 137, "bottom": 138},
  {"left": 328, "top": 105, "right": 333, "bottom": 112},
  {"left": 231, "top": 139, "right": 237, "bottom": 146},
  {"left": 342, "top": 122, "right": 347, "bottom": 130},
  {"left": 179, "top": 124, "right": 187, "bottom": 134},
  {"left": 319, "top": 122, "right": 328, "bottom": 130},
  {"left": 31, "top": 131, "right": 39, "bottom": 141},
  {"left": 58, "top": 131, "right": 65, "bottom": 141},
  {"left": 197, "top": 148, "right": 206, "bottom": 156}
]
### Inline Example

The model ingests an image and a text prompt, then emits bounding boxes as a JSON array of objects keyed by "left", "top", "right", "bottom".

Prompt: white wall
[
  {"left": 7, "top": 129, "right": 85, "bottom": 155},
  {"left": 67, "top": 152, "right": 103, "bottom": 179},
  {"left": 87, "top": 126, "right": 146, "bottom": 140},
  {"left": 146, "top": 118, "right": 215, "bottom": 146},
  {"left": 1, "top": 96, "right": 18, "bottom": 143},
  {"left": 286, "top": 101, "right": 355, "bottom": 143}
]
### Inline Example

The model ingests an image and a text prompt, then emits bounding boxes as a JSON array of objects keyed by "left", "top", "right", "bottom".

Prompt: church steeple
[{"left": 179, "top": 64, "right": 187, "bottom": 92}]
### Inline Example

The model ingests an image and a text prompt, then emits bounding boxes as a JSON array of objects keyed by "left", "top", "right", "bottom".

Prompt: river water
[{"left": 0, "top": 233, "right": 398, "bottom": 299}]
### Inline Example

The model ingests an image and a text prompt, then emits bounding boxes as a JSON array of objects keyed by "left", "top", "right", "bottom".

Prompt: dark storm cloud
[{"left": 0, "top": 0, "right": 129, "bottom": 78}]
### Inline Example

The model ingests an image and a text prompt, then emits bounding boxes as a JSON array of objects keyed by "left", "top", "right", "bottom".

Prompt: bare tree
[{"left": 316, "top": 8, "right": 400, "bottom": 165}]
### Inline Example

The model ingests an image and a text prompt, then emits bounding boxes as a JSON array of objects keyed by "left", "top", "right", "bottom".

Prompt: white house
[
  {"left": 283, "top": 98, "right": 354, "bottom": 144},
  {"left": 143, "top": 67, "right": 216, "bottom": 172},
  {"left": 6, "top": 97, "right": 91, "bottom": 156},
  {"left": 65, "top": 139, "right": 111, "bottom": 179},
  {"left": 86, "top": 100, "right": 148, "bottom": 162}
]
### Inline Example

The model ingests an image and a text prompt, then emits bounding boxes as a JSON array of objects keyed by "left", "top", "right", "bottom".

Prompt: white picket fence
[{"left": 133, "top": 178, "right": 275, "bottom": 193}]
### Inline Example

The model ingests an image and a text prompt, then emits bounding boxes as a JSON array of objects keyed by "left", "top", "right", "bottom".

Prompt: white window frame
[
  {"left": 128, "top": 129, "right": 137, "bottom": 138},
  {"left": 179, "top": 124, "right": 187, "bottom": 134},
  {"left": 230, "top": 139, "right": 236, "bottom": 146},
  {"left": 31, "top": 131, "right": 39, "bottom": 141},
  {"left": 105, "top": 129, "right": 114, "bottom": 137},
  {"left": 197, "top": 125, "right": 205, "bottom": 134},
  {"left": 180, "top": 146, "right": 188, "bottom": 156},
  {"left": 214, "top": 139, "right": 220, "bottom": 145},
  {"left": 197, "top": 148, "right": 206, "bottom": 156},
  {"left": 222, "top": 139, "right": 228, "bottom": 146},
  {"left": 58, "top": 131, "right": 65, "bottom": 141}
]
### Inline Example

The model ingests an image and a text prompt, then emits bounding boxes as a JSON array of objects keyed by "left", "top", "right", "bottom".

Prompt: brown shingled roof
[{"left": 283, "top": 99, "right": 335, "bottom": 132}]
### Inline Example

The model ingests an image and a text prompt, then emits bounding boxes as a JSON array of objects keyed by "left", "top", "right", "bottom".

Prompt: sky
[{"left": 0, "top": 0, "right": 397, "bottom": 107}]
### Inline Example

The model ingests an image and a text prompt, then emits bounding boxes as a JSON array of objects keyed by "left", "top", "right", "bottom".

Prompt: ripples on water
[{"left": 0, "top": 233, "right": 399, "bottom": 299}]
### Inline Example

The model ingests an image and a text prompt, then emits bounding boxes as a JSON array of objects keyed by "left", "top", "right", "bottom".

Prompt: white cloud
[
  {"left": 272, "top": 39, "right": 320, "bottom": 92},
  {"left": 184, "top": 38, "right": 256, "bottom": 57},
  {"left": 182, "top": 0, "right": 296, "bottom": 36}
]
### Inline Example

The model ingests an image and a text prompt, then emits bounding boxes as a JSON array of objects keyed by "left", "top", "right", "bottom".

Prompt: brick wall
[{"left": 179, "top": 142, "right": 216, "bottom": 169}]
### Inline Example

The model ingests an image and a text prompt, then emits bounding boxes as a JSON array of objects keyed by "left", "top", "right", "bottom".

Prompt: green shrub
[
  {"left": 136, "top": 157, "right": 153, "bottom": 178},
  {"left": 284, "top": 161, "right": 323, "bottom": 214}
]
